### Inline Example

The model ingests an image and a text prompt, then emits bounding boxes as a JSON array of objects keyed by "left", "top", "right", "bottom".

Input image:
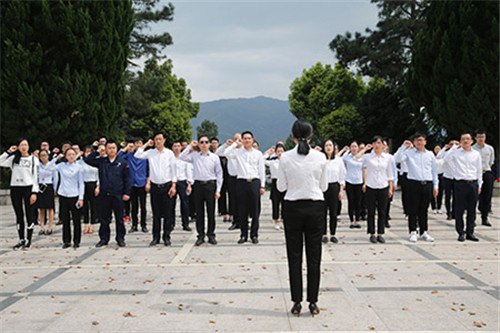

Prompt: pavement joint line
[
  {"left": 2, "top": 258, "right": 499, "bottom": 271},
  {"left": 170, "top": 231, "right": 198, "bottom": 264}
]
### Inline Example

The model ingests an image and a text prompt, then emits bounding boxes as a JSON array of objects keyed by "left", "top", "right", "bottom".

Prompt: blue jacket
[
  {"left": 118, "top": 151, "right": 149, "bottom": 187},
  {"left": 84, "top": 152, "right": 131, "bottom": 197}
]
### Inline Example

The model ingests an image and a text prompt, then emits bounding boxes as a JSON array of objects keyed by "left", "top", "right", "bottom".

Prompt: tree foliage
[
  {"left": 196, "top": 120, "right": 218, "bottom": 139},
  {"left": 407, "top": 1, "right": 499, "bottom": 150},
  {"left": 317, "top": 104, "right": 364, "bottom": 145},
  {"left": 123, "top": 58, "right": 199, "bottom": 144},
  {"left": 130, "top": 0, "right": 174, "bottom": 60},
  {"left": 1, "top": 0, "right": 133, "bottom": 148}
]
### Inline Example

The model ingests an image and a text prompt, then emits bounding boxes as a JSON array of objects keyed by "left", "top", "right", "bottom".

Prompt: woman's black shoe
[
  {"left": 309, "top": 303, "right": 320, "bottom": 316},
  {"left": 13, "top": 240, "right": 25, "bottom": 250},
  {"left": 291, "top": 302, "right": 302, "bottom": 316},
  {"left": 330, "top": 236, "right": 338, "bottom": 243},
  {"left": 321, "top": 236, "right": 328, "bottom": 244}
]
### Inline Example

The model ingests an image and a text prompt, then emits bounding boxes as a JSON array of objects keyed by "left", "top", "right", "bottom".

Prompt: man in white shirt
[
  {"left": 172, "top": 142, "right": 193, "bottom": 232},
  {"left": 472, "top": 129, "right": 495, "bottom": 227},
  {"left": 445, "top": 133, "right": 483, "bottom": 241},
  {"left": 224, "top": 131, "right": 265, "bottom": 244},
  {"left": 135, "top": 132, "right": 177, "bottom": 246}
]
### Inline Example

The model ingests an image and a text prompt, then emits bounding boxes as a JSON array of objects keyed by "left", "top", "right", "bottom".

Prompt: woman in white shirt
[
  {"left": 321, "top": 139, "right": 346, "bottom": 244},
  {"left": 355, "top": 136, "right": 394, "bottom": 244},
  {"left": 264, "top": 144, "right": 286, "bottom": 230},
  {"left": 431, "top": 145, "right": 445, "bottom": 214},
  {"left": 37, "top": 150, "right": 58, "bottom": 235},
  {"left": 0, "top": 138, "right": 39, "bottom": 249},
  {"left": 342, "top": 141, "right": 364, "bottom": 229},
  {"left": 277, "top": 120, "right": 328, "bottom": 317}
]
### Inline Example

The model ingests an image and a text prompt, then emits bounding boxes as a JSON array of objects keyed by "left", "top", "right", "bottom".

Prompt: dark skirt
[{"left": 38, "top": 184, "right": 55, "bottom": 209}]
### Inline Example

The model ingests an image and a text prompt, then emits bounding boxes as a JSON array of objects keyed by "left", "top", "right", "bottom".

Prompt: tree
[
  {"left": 288, "top": 62, "right": 363, "bottom": 143},
  {"left": 196, "top": 120, "right": 218, "bottom": 139},
  {"left": 317, "top": 104, "right": 364, "bottom": 146},
  {"left": 1, "top": 0, "right": 134, "bottom": 148},
  {"left": 407, "top": 1, "right": 499, "bottom": 150},
  {"left": 130, "top": 0, "right": 174, "bottom": 60},
  {"left": 123, "top": 58, "right": 199, "bottom": 144}
]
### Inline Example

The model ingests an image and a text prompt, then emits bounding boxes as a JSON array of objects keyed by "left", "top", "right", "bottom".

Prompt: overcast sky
[{"left": 152, "top": 0, "right": 379, "bottom": 102}]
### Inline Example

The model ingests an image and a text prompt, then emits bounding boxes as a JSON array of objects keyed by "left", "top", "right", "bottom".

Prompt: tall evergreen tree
[
  {"left": 196, "top": 120, "right": 218, "bottom": 139},
  {"left": 408, "top": 1, "right": 499, "bottom": 150},
  {"left": 1, "top": 1, "right": 134, "bottom": 147}
]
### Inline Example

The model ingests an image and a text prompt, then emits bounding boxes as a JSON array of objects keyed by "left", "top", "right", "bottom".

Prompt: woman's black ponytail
[{"left": 291, "top": 119, "right": 313, "bottom": 155}]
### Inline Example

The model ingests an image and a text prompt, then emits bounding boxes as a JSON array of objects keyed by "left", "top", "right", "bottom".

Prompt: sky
[{"left": 150, "top": 0, "right": 380, "bottom": 102}]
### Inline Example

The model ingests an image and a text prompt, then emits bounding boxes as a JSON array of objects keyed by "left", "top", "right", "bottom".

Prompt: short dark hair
[
  {"left": 61, "top": 141, "right": 72, "bottom": 146},
  {"left": 133, "top": 137, "right": 143, "bottom": 144},
  {"left": 413, "top": 132, "right": 427, "bottom": 140},
  {"left": 474, "top": 129, "right": 486, "bottom": 136},
  {"left": 106, "top": 139, "right": 117, "bottom": 147},
  {"left": 461, "top": 132, "right": 473, "bottom": 139},
  {"left": 371, "top": 135, "right": 384, "bottom": 144},
  {"left": 210, "top": 137, "right": 219, "bottom": 142},
  {"left": 198, "top": 135, "right": 209, "bottom": 142},
  {"left": 153, "top": 132, "right": 165, "bottom": 139},
  {"left": 241, "top": 131, "right": 254, "bottom": 138},
  {"left": 275, "top": 143, "right": 285, "bottom": 151}
]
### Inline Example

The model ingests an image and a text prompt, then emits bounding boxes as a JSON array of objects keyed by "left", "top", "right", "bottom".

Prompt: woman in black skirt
[
  {"left": 264, "top": 144, "right": 286, "bottom": 230},
  {"left": 277, "top": 120, "right": 328, "bottom": 317},
  {"left": 37, "top": 150, "right": 57, "bottom": 235}
]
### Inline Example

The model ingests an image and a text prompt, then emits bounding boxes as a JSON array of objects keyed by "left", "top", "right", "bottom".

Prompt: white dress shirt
[
  {"left": 224, "top": 143, "right": 266, "bottom": 187},
  {"left": 436, "top": 147, "right": 455, "bottom": 179},
  {"left": 277, "top": 146, "right": 328, "bottom": 201},
  {"left": 216, "top": 143, "right": 238, "bottom": 176},
  {"left": 39, "top": 159, "right": 57, "bottom": 185},
  {"left": 134, "top": 147, "right": 177, "bottom": 184},
  {"left": 55, "top": 162, "right": 84, "bottom": 200},
  {"left": 179, "top": 145, "right": 223, "bottom": 192},
  {"left": 265, "top": 158, "right": 280, "bottom": 179},
  {"left": 175, "top": 156, "right": 193, "bottom": 183},
  {"left": 444, "top": 145, "right": 483, "bottom": 187},
  {"left": 395, "top": 145, "right": 438, "bottom": 190},
  {"left": 326, "top": 157, "right": 346, "bottom": 185},
  {"left": 472, "top": 143, "right": 495, "bottom": 171},
  {"left": 343, "top": 154, "right": 363, "bottom": 185},
  {"left": 357, "top": 152, "right": 394, "bottom": 189}
]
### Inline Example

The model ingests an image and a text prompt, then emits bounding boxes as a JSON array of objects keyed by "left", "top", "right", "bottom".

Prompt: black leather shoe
[
  {"left": 309, "top": 303, "right": 320, "bottom": 316},
  {"left": 322, "top": 236, "right": 328, "bottom": 244},
  {"left": 23, "top": 240, "right": 31, "bottom": 249},
  {"left": 13, "top": 240, "right": 25, "bottom": 250},
  {"left": 237, "top": 237, "right": 247, "bottom": 244},
  {"left": 195, "top": 237, "right": 204, "bottom": 246},
  {"left": 141, "top": 226, "right": 148, "bottom": 233},
  {"left": 251, "top": 237, "right": 259, "bottom": 244},
  {"left": 385, "top": 222, "right": 391, "bottom": 228},
  {"left": 73, "top": 243, "right": 80, "bottom": 248},
  {"left": 95, "top": 240, "right": 108, "bottom": 248},
  {"left": 228, "top": 224, "right": 240, "bottom": 230},
  {"left": 291, "top": 302, "right": 302, "bottom": 316},
  {"left": 330, "top": 236, "right": 338, "bottom": 244},
  {"left": 164, "top": 239, "right": 171, "bottom": 246},
  {"left": 149, "top": 239, "right": 160, "bottom": 246},
  {"left": 447, "top": 215, "right": 453, "bottom": 220},
  {"left": 208, "top": 236, "right": 217, "bottom": 245},
  {"left": 457, "top": 234, "right": 465, "bottom": 242},
  {"left": 62, "top": 243, "right": 70, "bottom": 249},
  {"left": 482, "top": 219, "right": 492, "bottom": 227},
  {"left": 369, "top": 235, "right": 377, "bottom": 244},
  {"left": 129, "top": 226, "right": 138, "bottom": 233},
  {"left": 466, "top": 234, "right": 479, "bottom": 242},
  {"left": 377, "top": 235, "right": 386, "bottom": 244},
  {"left": 183, "top": 226, "right": 192, "bottom": 232},
  {"left": 117, "top": 240, "right": 126, "bottom": 247},
  {"left": 354, "top": 223, "right": 362, "bottom": 229}
]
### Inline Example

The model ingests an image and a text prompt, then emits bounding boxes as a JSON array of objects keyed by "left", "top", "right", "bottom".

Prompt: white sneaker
[
  {"left": 409, "top": 231, "right": 418, "bottom": 242},
  {"left": 420, "top": 231, "right": 434, "bottom": 242},
  {"left": 279, "top": 222, "right": 284, "bottom": 230},
  {"left": 274, "top": 223, "right": 281, "bottom": 230}
]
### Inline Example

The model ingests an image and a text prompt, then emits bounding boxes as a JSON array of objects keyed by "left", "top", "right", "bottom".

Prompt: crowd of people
[{"left": 0, "top": 121, "right": 496, "bottom": 316}]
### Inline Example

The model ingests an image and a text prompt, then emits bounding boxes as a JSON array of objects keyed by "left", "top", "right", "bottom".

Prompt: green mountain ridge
[{"left": 191, "top": 96, "right": 296, "bottom": 150}]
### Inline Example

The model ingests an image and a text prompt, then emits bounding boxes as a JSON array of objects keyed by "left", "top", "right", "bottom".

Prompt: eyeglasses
[{"left": 199, "top": 140, "right": 209, "bottom": 144}]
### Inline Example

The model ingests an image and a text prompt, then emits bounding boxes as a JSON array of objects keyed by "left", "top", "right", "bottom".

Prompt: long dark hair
[
  {"left": 292, "top": 119, "right": 313, "bottom": 155},
  {"left": 12, "top": 138, "right": 30, "bottom": 165},
  {"left": 321, "top": 139, "right": 336, "bottom": 160}
]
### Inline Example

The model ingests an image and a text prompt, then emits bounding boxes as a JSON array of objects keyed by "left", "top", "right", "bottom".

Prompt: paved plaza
[{"left": 0, "top": 192, "right": 498, "bottom": 332}]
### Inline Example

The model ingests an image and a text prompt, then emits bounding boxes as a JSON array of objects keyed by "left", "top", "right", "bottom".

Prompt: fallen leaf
[
  {"left": 468, "top": 312, "right": 476, "bottom": 316},
  {"left": 431, "top": 290, "right": 438, "bottom": 294},
  {"left": 123, "top": 312, "right": 134, "bottom": 318},
  {"left": 402, "top": 307, "right": 408, "bottom": 311},
  {"left": 473, "top": 321, "right": 482, "bottom": 328},
  {"left": 369, "top": 327, "right": 376, "bottom": 331},
  {"left": 54, "top": 312, "right": 61, "bottom": 315},
  {"left": 92, "top": 321, "right": 99, "bottom": 325},
  {"left": 209, "top": 320, "right": 216, "bottom": 324}
]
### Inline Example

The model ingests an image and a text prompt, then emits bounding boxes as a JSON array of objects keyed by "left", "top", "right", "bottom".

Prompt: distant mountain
[{"left": 191, "top": 96, "right": 296, "bottom": 150}]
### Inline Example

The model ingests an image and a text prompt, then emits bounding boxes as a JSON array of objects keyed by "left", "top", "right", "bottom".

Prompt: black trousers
[
  {"left": 218, "top": 175, "right": 229, "bottom": 215},
  {"left": 11, "top": 186, "right": 36, "bottom": 240},
  {"left": 83, "top": 181, "right": 98, "bottom": 224},
  {"left": 345, "top": 182, "right": 362, "bottom": 222},
  {"left": 98, "top": 194, "right": 126, "bottom": 243},
  {"left": 172, "top": 180, "right": 190, "bottom": 227},
  {"left": 283, "top": 200, "right": 324, "bottom": 303},
  {"left": 228, "top": 175, "right": 240, "bottom": 225},
  {"left": 323, "top": 182, "right": 340, "bottom": 235},
  {"left": 443, "top": 176, "right": 454, "bottom": 217},
  {"left": 454, "top": 181, "right": 479, "bottom": 236},
  {"left": 399, "top": 172, "right": 409, "bottom": 215},
  {"left": 131, "top": 186, "right": 147, "bottom": 227},
  {"left": 193, "top": 180, "right": 217, "bottom": 238},
  {"left": 236, "top": 179, "right": 261, "bottom": 239},
  {"left": 406, "top": 180, "right": 433, "bottom": 235},
  {"left": 478, "top": 171, "right": 494, "bottom": 220},
  {"left": 270, "top": 179, "right": 285, "bottom": 220},
  {"left": 60, "top": 196, "right": 81, "bottom": 245},
  {"left": 431, "top": 174, "right": 444, "bottom": 210},
  {"left": 366, "top": 186, "right": 388, "bottom": 235},
  {"left": 150, "top": 183, "right": 174, "bottom": 241}
]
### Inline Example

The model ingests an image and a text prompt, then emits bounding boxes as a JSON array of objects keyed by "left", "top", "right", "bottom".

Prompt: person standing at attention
[{"left": 277, "top": 120, "right": 328, "bottom": 317}]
